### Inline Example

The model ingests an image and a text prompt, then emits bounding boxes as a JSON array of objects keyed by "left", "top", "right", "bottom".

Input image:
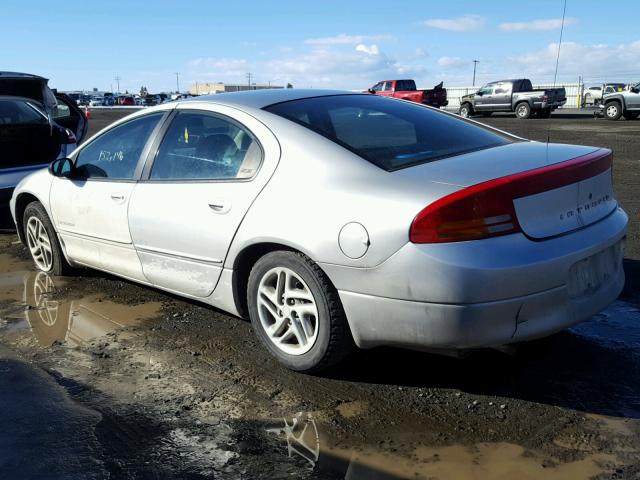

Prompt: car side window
[
  {"left": 383, "top": 81, "right": 394, "bottom": 91},
  {"left": 74, "top": 113, "right": 164, "bottom": 180},
  {"left": 371, "top": 82, "right": 384, "bottom": 92},
  {"left": 149, "top": 111, "right": 262, "bottom": 181},
  {"left": 479, "top": 85, "right": 494, "bottom": 96}
]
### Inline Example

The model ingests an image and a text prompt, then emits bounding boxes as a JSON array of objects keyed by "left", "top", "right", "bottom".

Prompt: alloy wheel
[
  {"left": 256, "top": 267, "right": 319, "bottom": 355},
  {"left": 25, "top": 216, "right": 53, "bottom": 272}
]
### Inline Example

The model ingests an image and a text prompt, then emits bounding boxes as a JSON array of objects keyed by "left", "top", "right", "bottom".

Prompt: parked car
[
  {"left": 582, "top": 83, "right": 627, "bottom": 106},
  {"left": 118, "top": 96, "right": 135, "bottom": 106},
  {"left": 368, "top": 79, "right": 448, "bottom": 108},
  {"left": 103, "top": 93, "right": 115, "bottom": 106},
  {"left": 143, "top": 94, "right": 159, "bottom": 106},
  {"left": 10, "top": 90, "right": 626, "bottom": 372},
  {"left": 89, "top": 96, "right": 104, "bottom": 107},
  {"left": 600, "top": 81, "right": 640, "bottom": 120},
  {"left": 0, "top": 72, "right": 87, "bottom": 227},
  {"left": 459, "top": 79, "right": 566, "bottom": 119}
]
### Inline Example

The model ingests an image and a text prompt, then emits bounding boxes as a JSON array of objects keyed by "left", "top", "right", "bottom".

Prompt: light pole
[
  {"left": 246, "top": 72, "right": 253, "bottom": 90},
  {"left": 114, "top": 75, "right": 121, "bottom": 94},
  {"left": 174, "top": 72, "right": 180, "bottom": 93},
  {"left": 472, "top": 60, "right": 479, "bottom": 87}
]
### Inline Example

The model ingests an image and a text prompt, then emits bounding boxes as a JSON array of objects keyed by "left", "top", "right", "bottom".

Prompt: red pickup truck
[{"left": 367, "top": 79, "right": 448, "bottom": 108}]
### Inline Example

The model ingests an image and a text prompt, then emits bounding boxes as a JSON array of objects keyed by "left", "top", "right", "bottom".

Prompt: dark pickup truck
[
  {"left": 459, "top": 79, "right": 566, "bottom": 119},
  {"left": 368, "top": 79, "right": 448, "bottom": 108}
]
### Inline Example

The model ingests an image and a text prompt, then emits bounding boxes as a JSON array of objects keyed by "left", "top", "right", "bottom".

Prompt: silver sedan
[{"left": 10, "top": 90, "right": 627, "bottom": 372}]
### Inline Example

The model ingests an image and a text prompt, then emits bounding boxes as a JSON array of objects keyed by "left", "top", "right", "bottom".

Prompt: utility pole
[
  {"left": 246, "top": 72, "right": 253, "bottom": 90},
  {"left": 174, "top": 72, "right": 180, "bottom": 93},
  {"left": 472, "top": 60, "right": 479, "bottom": 86},
  {"left": 114, "top": 75, "right": 121, "bottom": 94}
]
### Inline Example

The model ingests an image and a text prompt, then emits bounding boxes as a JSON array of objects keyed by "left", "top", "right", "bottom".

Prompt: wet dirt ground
[{"left": 1, "top": 109, "right": 640, "bottom": 479}]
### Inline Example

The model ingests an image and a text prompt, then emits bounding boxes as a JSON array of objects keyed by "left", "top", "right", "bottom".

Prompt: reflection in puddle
[
  {"left": 266, "top": 412, "right": 320, "bottom": 468},
  {"left": 267, "top": 412, "right": 619, "bottom": 480},
  {"left": 2, "top": 270, "right": 161, "bottom": 347}
]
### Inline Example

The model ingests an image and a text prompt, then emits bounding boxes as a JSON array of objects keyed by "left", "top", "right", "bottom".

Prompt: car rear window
[
  {"left": 264, "top": 95, "right": 511, "bottom": 171},
  {"left": 0, "top": 99, "right": 47, "bottom": 125}
]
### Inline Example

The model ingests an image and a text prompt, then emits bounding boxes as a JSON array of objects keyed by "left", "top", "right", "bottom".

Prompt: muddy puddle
[
  {"left": 0, "top": 259, "right": 161, "bottom": 347},
  {"left": 2, "top": 236, "right": 640, "bottom": 479},
  {"left": 265, "top": 411, "right": 624, "bottom": 479}
]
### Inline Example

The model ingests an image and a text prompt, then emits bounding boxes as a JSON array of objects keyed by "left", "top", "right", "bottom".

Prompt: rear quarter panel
[{"left": 225, "top": 113, "right": 459, "bottom": 269}]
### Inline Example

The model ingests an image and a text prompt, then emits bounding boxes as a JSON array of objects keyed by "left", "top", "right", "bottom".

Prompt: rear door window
[
  {"left": 265, "top": 95, "right": 511, "bottom": 171},
  {"left": 149, "top": 111, "right": 262, "bottom": 180}
]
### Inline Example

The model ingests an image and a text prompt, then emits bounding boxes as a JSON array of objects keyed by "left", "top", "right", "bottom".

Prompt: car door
[
  {"left": 51, "top": 93, "right": 88, "bottom": 151},
  {"left": 127, "top": 104, "right": 280, "bottom": 298},
  {"left": 474, "top": 84, "right": 494, "bottom": 111},
  {"left": 49, "top": 111, "right": 167, "bottom": 280},
  {"left": 491, "top": 82, "right": 512, "bottom": 111},
  {"left": 627, "top": 83, "right": 640, "bottom": 109}
]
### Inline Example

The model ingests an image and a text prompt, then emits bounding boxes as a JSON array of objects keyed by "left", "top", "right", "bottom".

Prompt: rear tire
[
  {"left": 247, "top": 251, "right": 354, "bottom": 373},
  {"left": 515, "top": 102, "right": 531, "bottom": 119},
  {"left": 623, "top": 112, "right": 639, "bottom": 120},
  {"left": 459, "top": 103, "right": 473, "bottom": 118},
  {"left": 604, "top": 101, "right": 622, "bottom": 121},
  {"left": 22, "top": 201, "right": 71, "bottom": 276}
]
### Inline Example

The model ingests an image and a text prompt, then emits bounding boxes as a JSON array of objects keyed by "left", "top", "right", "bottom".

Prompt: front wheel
[
  {"left": 247, "top": 251, "right": 354, "bottom": 373},
  {"left": 22, "top": 201, "right": 71, "bottom": 275},
  {"left": 604, "top": 102, "right": 622, "bottom": 121},
  {"left": 459, "top": 103, "right": 473, "bottom": 118}
]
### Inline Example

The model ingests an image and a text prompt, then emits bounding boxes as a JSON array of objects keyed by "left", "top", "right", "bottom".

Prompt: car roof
[
  {"left": 181, "top": 88, "right": 363, "bottom": 110},
  {"left": 0, "top": 71, "right": 47, "bottom": 81}
]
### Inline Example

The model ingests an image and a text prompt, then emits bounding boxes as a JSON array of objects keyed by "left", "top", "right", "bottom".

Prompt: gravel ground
[{"left": 0, "top": 108, "right": 639, "bottom": 479}]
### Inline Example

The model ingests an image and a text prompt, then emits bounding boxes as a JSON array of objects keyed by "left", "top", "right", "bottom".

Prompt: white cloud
[
  {"left": 188, "top": 41, "right": 427, "bottom": 90},
  {"left": 422, "top": 15, "right": 485, "bottom": 32},
  {"left": 355, "top": 44, "right": 380, "bottom": 55},
  {"left": 415, "top": 47, "right": 427, "bottom": 58},
  {"left": 500, "top": 17, "right": 577, "bottom": 32},
  {"left": 437, "top": 56, "right": 467, "bottom": 68},
  {"left": 304, "top": 33, "right": 393, "bottom": 45},
  {"left": 507, "top": 40, "right": 640, "bottom": 81}
]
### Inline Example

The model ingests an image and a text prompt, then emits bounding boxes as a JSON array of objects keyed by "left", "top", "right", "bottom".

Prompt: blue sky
[{"left": 2, "top": 0, "right": 638, "bottom": 93}]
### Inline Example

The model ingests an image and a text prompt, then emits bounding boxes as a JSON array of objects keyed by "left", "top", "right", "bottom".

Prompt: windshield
[{"left": 264, "top": 95, "right": 511, "bottom": 171}]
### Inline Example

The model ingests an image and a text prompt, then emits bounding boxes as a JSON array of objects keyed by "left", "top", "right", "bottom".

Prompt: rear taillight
[{"left": 410, "top": 149, "right": 612, "bottom": 244}]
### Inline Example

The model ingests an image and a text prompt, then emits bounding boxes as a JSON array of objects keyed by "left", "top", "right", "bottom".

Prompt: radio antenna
[{"left": 547, "top": 0, "right": 568, "bottom": 146}]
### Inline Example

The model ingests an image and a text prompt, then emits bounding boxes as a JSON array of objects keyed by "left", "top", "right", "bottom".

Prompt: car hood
[{"left": 461, "top": 93, "right": 475, "bottom": 102}]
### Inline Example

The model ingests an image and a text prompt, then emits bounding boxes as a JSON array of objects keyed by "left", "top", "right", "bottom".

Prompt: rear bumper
[
  {"left": 322, "top": 207, "right": 627, "bottom": 350},
  {"left": 339, "top": 261, "right": 623, "bottom": 349}
]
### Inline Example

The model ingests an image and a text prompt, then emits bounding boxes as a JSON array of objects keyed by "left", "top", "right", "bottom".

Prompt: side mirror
[
  {"left": 368, "top": 88, "right": 376, "bottom": 94},
  {"left": 632, "top": 88, "right": 640, "bottom": 94},
  {"left": 49, "top": 157, "right": 75, "bottom": 178},
  {"left": 476, "top": 91, "right": 483, "bottom": 96}
]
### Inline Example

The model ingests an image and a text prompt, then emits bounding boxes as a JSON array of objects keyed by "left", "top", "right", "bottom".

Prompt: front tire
[
  {"left": 247, "top": 251, "right": 354, "bottom": 373},
  {"left": 604, "top": 101, "right": 622, "bottom": 121},
  {"left": 459, "top": 103, "right": 473, "bottom": 118},
  {"left": 23, "top": 201, "right": 71, "bottom": 275},
  {"left": 515, "top": 102, "right": 531, "bottom": 119}
]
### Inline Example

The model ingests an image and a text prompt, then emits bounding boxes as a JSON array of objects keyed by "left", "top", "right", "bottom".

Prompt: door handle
[
  {"left": 110, "top": 193, "right": 126, "bottom": 202},
  {"left": 208, "top": 200, "right": 231, "bottom": 214}
]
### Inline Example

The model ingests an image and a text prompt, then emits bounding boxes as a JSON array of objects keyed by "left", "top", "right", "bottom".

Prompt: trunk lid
[{"left": 397, "top": 141, "right": 616, "bottom": 239}]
